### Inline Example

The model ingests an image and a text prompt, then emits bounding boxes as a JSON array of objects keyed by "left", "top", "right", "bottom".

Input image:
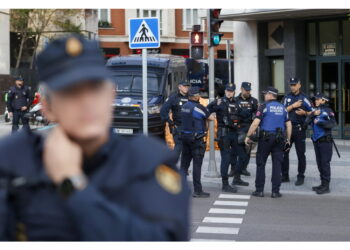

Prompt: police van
[
  {"left": 186, "top": 58, "right": 234, "bottom": 98},
  {"left": 106, "top": 54, "right": 187, "bottom": 137}
]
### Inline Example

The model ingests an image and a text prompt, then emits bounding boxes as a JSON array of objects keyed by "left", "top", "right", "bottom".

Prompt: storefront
[{"left": 221, "top": 9, "right": 350, "bottom": 139}]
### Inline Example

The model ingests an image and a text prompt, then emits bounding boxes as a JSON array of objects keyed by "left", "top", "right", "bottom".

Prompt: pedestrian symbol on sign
[
  {"left": 133, "top": 20, "right": 158, "bottom": 43},
  {"left": 129, "top": 18, "right": 160, "bottom": 49}
]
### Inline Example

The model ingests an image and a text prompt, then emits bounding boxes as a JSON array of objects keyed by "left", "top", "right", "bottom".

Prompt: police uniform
[
  {"left": 160, "top": 81, "right": 189, "bottom": 160},
  {"left": 235, "top": 82, "right": 258, "bottom": 176},
  {"left": 0, "top": 36, "right": 190, "bottom": 241},
  {"left": 207, "top": 84, "right": 247, "bottom": 192},
  {"left": 252, "top": 87, "right": 290, "bottom": 198},
  {"left": 6, "top": 77, "right": 32, "bottom": 133},
  {"left": 307, "top": 93, "right": 336, "bottom": 195},
  {"left": 180, "top": 87, "right": 210, "bottom": 197},
  {"left": 281, "top": 78, "right": 313, "bottom": 185}
]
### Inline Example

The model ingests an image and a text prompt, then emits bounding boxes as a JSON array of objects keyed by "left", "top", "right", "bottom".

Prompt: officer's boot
[
  {"left": 222, "top": 178, "right": 237, "bottom": 193},
  {"left": 316, "top": 181, "right": 330, "bottom": 195},
  {"left": 312, "top": 182, "right": 323, "bottom": 191},
  {"left": 232, "top": 174, "right": 249, "bottom": 186},
  {"left": 228, "top": 167, "right": 235, "bottom": 177}
]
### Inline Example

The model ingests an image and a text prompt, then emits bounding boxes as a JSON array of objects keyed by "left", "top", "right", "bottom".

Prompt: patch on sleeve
[{"left": 155, "top": 165, "right": 182, "bottom": 195}]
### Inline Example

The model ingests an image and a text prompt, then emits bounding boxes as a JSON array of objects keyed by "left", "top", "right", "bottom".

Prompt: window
[
  {"left": 319, "top": 21, "right": 339, "bottom": 56},
  {"left": 308, "top": 23, "right": 317, "bottom": 56},
  {"left": 271, "top": 58, "right": 285, "bottom": 95},
  {"left": 137, "top": 9, "right": 163, "bottom": 35},
  {"left": 343, "top": 20, "right": 350, "bottom": 56},
  {"left": 98, "top": 9, "right": 111, "bottom": 28},
  {"left": 183, "top": 9, "right": 200, "bottom": 30}
]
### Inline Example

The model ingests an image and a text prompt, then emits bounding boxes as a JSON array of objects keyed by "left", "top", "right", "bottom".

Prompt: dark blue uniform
[
  {"left": 207, "top": 97, "right": 243, "bottom": 184},
  {"left": 0, "top": 129, "right": 190, "bottom": 241},
  {"left": 235, "top": 93, "right": 258, "bottom": 173},
  {"left": 180, "top": 100, "right": 209, "bottom": 193},
  {"left": 310, "top": 104, "right": 336, "bottom": 186},
  {"left": 281, "top": 92, "right": 313, "bottom": 180},
  {"left": 160, "top": 91, "right": 189, "bottom": 159},
  {"left": 6, "top": 85, "right": 32, "bottom": 133},
  {"left": 255, "top": 100, "right": 289, "bottom": 193}
]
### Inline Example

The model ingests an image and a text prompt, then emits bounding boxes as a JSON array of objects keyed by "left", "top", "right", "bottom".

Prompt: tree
[
  {"left": 11, "top": 9, "right": 83, "bottom": 70},
  {"left": 10, "top": 9, "right": 33, "bottom": 72}
]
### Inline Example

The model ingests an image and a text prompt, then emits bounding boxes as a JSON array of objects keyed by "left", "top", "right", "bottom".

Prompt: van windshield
[{"left": 113, "top": 73, "right": 162, "bottom": 94}]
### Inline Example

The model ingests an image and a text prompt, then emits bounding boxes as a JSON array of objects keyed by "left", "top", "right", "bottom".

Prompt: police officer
[
  {"left": 6, "top": 76, "right": 32, "bottom": 133},
  {"left": 281, "top": 77, "right": 314, "bottom": 185},
  {"left": 245, "top": 87, "right": 292, "bottom": 198},
  {"left": 181, "top": 86, "right": 213, "bottom": 198},
  {"left": 0, "top": 36, "right": 190, "bottom": 241},
  {"left": 208, "top": 83, "right": 248, "bottom": 193},
  {"left": 305, "top": 93, "right": 336, "bottom": 195},
  {"left": 160, "top": 80, "right": 190, "bottom": 160},
  {"left": 235, "top": 82, "right": 258, "bottom": 177}
]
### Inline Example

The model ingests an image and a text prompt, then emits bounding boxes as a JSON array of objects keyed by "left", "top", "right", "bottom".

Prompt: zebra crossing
[{"left": 191, "top": 193, "right": 250, "bottom": 242}]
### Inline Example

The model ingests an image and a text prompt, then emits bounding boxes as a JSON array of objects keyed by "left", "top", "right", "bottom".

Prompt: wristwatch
[{"left": 58, "top": 174, "right": 88, "bottom": 198}]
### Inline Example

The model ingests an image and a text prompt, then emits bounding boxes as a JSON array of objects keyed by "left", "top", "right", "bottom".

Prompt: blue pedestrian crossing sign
[{"left": 129, "top": 18, "right": 160, "bottom": 49}]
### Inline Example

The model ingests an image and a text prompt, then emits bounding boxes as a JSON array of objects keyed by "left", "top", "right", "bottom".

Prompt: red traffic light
[
  {"left": 190, "top": 32, "right": 204, "bottom": 45},
  {"left": 211, "top": 9, "right": 221, "bottom": 19}
]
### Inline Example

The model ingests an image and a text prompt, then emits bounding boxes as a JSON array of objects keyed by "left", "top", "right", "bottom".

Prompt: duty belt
[{"left": 315, "top": 135, "right": 332, "bottom": 143}]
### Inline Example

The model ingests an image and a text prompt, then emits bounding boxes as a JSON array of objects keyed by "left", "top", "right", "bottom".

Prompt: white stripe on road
[
  {"left": 214, "top": 200, "right": 248, "bottom": 207},
  {"left": 209, "top": 208, "right": 246, "bottom": 215},
  {"left": 203, "top": 217, "right": 243, "bottom": 224},
  {"left": 196, "top": 226, "right": 239, "bottom": 235},
  {"left": 191, "top": 238, "right": 235, "bottom": 242},
  {"left": 218, "top": 194, "right": 251, "bottom": 200}
]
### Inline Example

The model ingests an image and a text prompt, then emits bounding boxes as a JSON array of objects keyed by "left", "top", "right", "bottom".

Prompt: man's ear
[{"left": 41, "top": 97, "right": 57, "bottom": 122}]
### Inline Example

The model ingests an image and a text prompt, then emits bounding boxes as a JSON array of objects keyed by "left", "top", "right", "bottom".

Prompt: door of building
[{"left": 342, "top": 61, "right": 350, "bottom": 139}]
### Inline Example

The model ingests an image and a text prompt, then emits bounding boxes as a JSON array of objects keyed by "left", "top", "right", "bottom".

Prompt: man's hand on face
[
  {"left": 43, "top": 126, "right": 83, "bottom": 185},
  {"left": 217, "top": 99, "right": 222, "bottom": 106},
  {"left": 21, "top": 106, "right": 27, "bottom": 111}
]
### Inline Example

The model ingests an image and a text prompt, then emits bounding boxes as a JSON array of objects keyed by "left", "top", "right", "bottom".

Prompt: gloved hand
[{"left": 284, "top": 140, "right": 291, "bottom": 152}]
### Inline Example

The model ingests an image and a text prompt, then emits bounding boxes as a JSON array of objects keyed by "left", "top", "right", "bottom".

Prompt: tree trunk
[{"left": 15, "top": 31, "right": 27, "bottom": 73}]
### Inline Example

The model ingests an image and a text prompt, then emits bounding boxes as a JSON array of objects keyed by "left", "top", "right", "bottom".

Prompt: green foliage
[{"left": 98, "top": 20, "right": 112, "bottom": 28}]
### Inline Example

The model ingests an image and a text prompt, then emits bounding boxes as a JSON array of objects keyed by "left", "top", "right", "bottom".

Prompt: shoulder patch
[{"left": 155, "top": 165, "right": 182, "bottom": 195}]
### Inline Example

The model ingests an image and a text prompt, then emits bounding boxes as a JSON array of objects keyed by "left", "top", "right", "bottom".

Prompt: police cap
[
  {"left": 314, "top": 92, "right": 329, "bottom": 102},
  {"left": 37, "top": 35, "right": 112, "bottom": 91},
  {"left": 225, "top": 83, "right": 236, "bottom": 91},
  {"left": 188, "top": 86, "right": 200, "bottom": 96},
  {"left": 179, "top": 80, "right": 190, "bottom": 86},
  {"left": 14, "top": 76, "right": 24, "bottom": 81},
  {"left": 289, "top": 77, "right": 300, "bottom": 85},
  {"left": 262, "top": 86, "right": 278, "bottom": 96},
  {"left": 241, "top": 82, "right": 251, "bottom": 91}
]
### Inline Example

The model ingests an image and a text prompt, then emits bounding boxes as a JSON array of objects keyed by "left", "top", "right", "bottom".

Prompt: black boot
[
  {"left": 228, "top": 168, "right": 235, "bottom": 177},
  {"left": 316, "top": 181, "right": 330, "bottom": 195},
  {"left": 312, "top": 183, "right": 323, "bottom": 191},
  {"left": 232, "top": 175, "right": 249, "bottom": 186},
  {"left": 281, "top": 175, "right": 290, "bottom": 183},
  {"left": 295, "top": 177, "right": 304, "bottom": 186},
  {"left": 241, "top": 169, "right": 251, "bottom": 176},
  {"left": 222, "top": 178, "right": 237, "bottom": 193}
]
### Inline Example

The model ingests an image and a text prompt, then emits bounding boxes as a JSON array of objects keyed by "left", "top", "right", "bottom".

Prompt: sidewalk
[{"left": 191, "top": 142, "right": 350, "bottom": 197}]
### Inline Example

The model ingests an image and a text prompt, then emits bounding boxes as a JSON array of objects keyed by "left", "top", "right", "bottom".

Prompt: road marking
[
  {"left": 203, "top": 217, "right": 243, "bottom": 224},
  {"left": 209, "top": 208, "right": 246, "bottom": 215},
  {"left": 219, "top": 194, "right": 250, "bottom": 200},
  {"left": 191, "top": 238, "right": 235, "bottom": 242},
  {"left": 214, "top": 200, "right": 248, "bottom": 207},
  {"left": 196, "top": 226, "right": 239, "bottom": 235}
]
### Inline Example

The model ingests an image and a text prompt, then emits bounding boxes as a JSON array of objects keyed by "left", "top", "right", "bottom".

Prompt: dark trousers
[
  {"left": 255, "top": 135, "right": 284, "bottom": 193},
  {"left": 313, "top": 141, "right": 332, "bottom": 183},
  {"left": 230, "top": 148, "right": 238, "bottom": 171},
  {"left": 282, "top": 125, "right": 306, "bottom": 178},
  {"left": 172, "top": 132, "right": 183, "bottom": 162},
  {"left": 218, "top": 130, "right": 245, "bottom": 181},
  {"left": 12, "top": 110, "right": 29, "bottom": 133},
  {"left": 237, "top": 126, "right": 251, "bottom": 172},
  {"left": 180, "top": 135, "right": 206, "bottom": 193}
]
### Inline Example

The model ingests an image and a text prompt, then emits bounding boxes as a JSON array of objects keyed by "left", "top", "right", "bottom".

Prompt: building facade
[
  {"left": 0, "top": 9, "right": 10, "bottom": 75},
  {"left": 98, "top": 9, "right": 234, "bottom": 59},
  {"left": 221, "top": 9, "right": 350, "bottom": 139}
]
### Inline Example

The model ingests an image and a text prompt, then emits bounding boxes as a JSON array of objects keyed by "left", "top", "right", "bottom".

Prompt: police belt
[
  {"left": 182, "top": 131, "right": 207, "bottom": 140},
  {"left": 218, "top": 126, "right": 237, "bottom": 132},
  {"left": 315, "top": 134, "right": 333, "bottom": 144}
]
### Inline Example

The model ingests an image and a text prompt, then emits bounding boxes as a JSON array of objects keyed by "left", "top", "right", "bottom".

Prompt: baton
[{"left": 332, "top": 139, "right": 341, "bottom": 158}]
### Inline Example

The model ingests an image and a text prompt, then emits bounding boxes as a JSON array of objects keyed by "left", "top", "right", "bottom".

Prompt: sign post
[{"left": 129, "top": 18, "right": 160, "bottom": 136}]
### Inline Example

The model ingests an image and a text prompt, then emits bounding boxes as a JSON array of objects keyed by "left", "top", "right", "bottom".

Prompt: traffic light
[
  {"left": 208, "top": 9, "right": 224, "bottom": 47},
  {"left": 190, "top": 26, "right": 204, "bottom": 59}
]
